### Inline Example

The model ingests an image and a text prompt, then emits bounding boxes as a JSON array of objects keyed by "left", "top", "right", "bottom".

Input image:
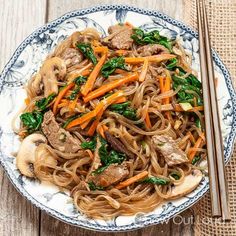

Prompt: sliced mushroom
[
  {"left": 30, "top": 73, "right": 43, "bottom": 96},
  {"left": 167, "top": 169, "right": 203, "bottom": 199},
  {"left": 16, "top": 134, "right": 47, "bottom": 177},
  {"left": 40, "top": 57, "right": 66, "bottom": 97}
]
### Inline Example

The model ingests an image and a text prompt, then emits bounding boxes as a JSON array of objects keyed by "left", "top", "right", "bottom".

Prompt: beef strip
[
  {"left": 152, "top": 135, "right": 189, "bottom": 166},
  {"left": 42, "top": 110, "right": 81, "bottom": 153},
  {"left": 137, "top": 44, "right": 169, "bottom": 56},
  {"left": 89, "top": 163, "right": 129, "bottom": 187},
  {"left": 102, "top": 25, "right": 133, "bottom": 50},
  {"left": 60, "top": 48, "right": 83, "bottom": 67},
  {"left": 104, "top": 131, "right": 134, "bottom": 158}
]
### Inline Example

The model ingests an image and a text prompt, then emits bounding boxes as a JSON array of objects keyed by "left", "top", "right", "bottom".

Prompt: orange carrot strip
[
  {"left": 58, "top": 102, "right": 69, "bottom": 108},
  {"left": 139, "top": 59, "right": 149, "bottom": 82},
  {"left": 163, "top": 70, "right": 171, "bottom": 104},
  {"left": 83, "top": 73, "right": 138, "bottom": 103},
  {"left": 87, "top": 110, "right": 103, "bottom": 136},
  {"left": 67, "top": 91, "right": 124, "bottom": 129},
  {"left": 102, "top": 124, "right": 109, "bottom": 132},
  {"left": 124, "top": 54, "right": 176, "bottom": 64},
  {"left": 115, "top": 50, "right": 128, "bottom": 56},
  {"left": 80, "top": 119, "right": 91, "bottom": 130},
  {"left": 158, "top": 77, "right": 165, "bottom": 94},
  {"left": 114, "top": 68, "right": 127, "bottom": 74},
  {"left": 24, "top": 98, "right": 30, "bottom": 106},
  {"left": 187, "top": 131, "right": 196, "bottom": 144},
  {"left": 98, "top": 125, "right": 105, "bottom": 139},
  {"left": 113, "top": 96, "right": 127, "bottom": 104},
  {"left": 69, "top": 95, "right": 79, "bottom": 112},
  {"left": 53, "top": 82, "right": 75, "bottom": 114},
  {"left": 115, "top": 171, "right": 149, "bottom": 190},
  {"left": 188, "top": 135, "right": 203, "bottom": 162},
  {"left": 93, "top": 46, "right": 108, "bottom": 53},
  {"left": 145, "top": 112, "right": 152, "bottom": 129},
  {"left": 81, "top": 53, "right": 107, "bottom": 96}
]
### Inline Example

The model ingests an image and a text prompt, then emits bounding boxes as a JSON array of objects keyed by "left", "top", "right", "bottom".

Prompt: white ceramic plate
[{"left": 0, "top": 5, "right": 235, "bottom": 232}]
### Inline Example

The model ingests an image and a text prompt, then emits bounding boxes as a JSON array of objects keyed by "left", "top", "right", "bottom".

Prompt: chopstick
[{"left": 197, "top": 0, "right": 231, "bottom": 220}]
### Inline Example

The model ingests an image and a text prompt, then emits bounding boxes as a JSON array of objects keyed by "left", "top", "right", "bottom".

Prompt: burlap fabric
[{"left": 183, "top": 0, "right": 236, "bottom": 235}]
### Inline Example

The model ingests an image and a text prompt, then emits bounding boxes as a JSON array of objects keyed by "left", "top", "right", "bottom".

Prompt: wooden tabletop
[{"left": 0, "top": 1, "right": 194, "bottom": 235}]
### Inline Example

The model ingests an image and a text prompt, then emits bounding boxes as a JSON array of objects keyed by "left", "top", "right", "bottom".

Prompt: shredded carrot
[
  {"left": 114, "top": 68, "right": 127, "bottom": 74},
  {"left": 188, "top": 135, "right": 204, "bottom": 162},
  {"left": 163, "top": 70, "right": 171, "bottom": 104},
  {"left": 93, "top": 46, "right": 108, "bottom": 53},
  {"left": 158, "top": 77, "right": 165, "bottom": 94},
  {"left": 80, "top": 119, "right": 91, "bottom": 130},
  {"left": 115, "top": 50, "right": 128, "bottom": 56},
  {"left": 124, "top": 54, "right": 176, "bottom": 64},
  {"left": 102, "top": 124, "right": 109, "bottom": 132},
  {"left": 24, "top": 98, "right": 30, "bottom": 106},
  {"left": 69, "top": 95, "right": 79, "bottom": 112},
  {"left": 83, "top": 73, "right": 138, "bottom": 103},
  {"left": 85, "top": 149, "right": 94, "bottom": 160},
  {"left": 139, "top": 59, "right": 149, "bottom": 82},
  {"left": 53, "top": 82, "right": 75, "bottom": 114},
  {"left": 98, "top": 125, "right": 105, "bottom": 139},
  {"left": 87, "top": 110, "right": 103, "bottom": 136},
  {"left": 58, "top": 102, "right": 69, "bottom": 108},
  {"left": 145, "top": 112, "right": 152, "bottom": 129},
  {"left": 115, "top": 171, "right": 149, "bottom": 190},
  {"left": 81, "top": 53, "right": 108, "bottom": 96},
  {"left": 67, "top": 91, "right": 124, "bottom": 129},
  {"left": 187, "top": 131, "right": 196, "bottom": 144},
  {"left": 113, "top": 96, "right": 127, "bottom": 104}
]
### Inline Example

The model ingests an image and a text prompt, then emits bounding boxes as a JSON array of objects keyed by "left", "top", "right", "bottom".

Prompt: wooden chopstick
[
  {"left": 196, "top": 0, "right": 221, "bottom": 217},
  {"left": 197, "top": 0, "right": 231, "bottom": 220},
  {"left": 201, "top": 0, "right": 231, "bottom": 220}
]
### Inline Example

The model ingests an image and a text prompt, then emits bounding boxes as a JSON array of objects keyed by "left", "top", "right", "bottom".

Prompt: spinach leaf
[
  {"left": 101, "top": 56, "right": 128, "bottom": 78},
  {"left": 62, "top": 115, "right": 79, "bottom": 128},
  {"left": 192, "top": 156, "right": 201, "bottom": 165},
  {"left": 76, "top": 43, "right": 97, "bottom": 65},
  {"left": 172, "top": 72, "right": 203, "bottom": 106},
  {"left": 141, "top": 177, "right": 170, "bottom": 185},
  {"left": 94, "top": 137, "right": 126, "bottom": 175},
  {"left": 74, "top": 76, "right": 87, "bottom": 86},
  {"left": 68, "top": 86, "right": 80, "bottom": 100},
  {"left": 20, "top": 111, "right": 43, "bottom": 133},
  {"left": 81, "top": 136, "right": 97, "bottom": 151},
  {"left": 170, "top": 172, "right": 181, "bottom": 180},
  {"left": 35, "top": 93, "right": 56, "bottom": 111},
  {"left": 166, "top": 58, "right": 178, "bottom": 70},
  {"left": 131, "top": 28, "right": 172, "bottom": 51},
  {"left": 110, "top": 102, "right": 138, "bottom": 120},
  {"left": 88, "top": 182, "right": 104, "bottom": 191}
]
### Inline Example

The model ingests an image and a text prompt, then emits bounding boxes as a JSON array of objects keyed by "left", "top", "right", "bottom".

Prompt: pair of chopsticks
[{"left": 197, "top": 0, "right": 231, "bottom": 220}]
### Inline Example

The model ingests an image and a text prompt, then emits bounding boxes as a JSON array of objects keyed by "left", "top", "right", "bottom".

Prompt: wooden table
[{"left": 0, "top": 1, "right": 194, "bottom": 235}]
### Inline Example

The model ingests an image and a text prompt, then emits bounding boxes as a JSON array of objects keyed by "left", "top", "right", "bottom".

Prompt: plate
[{"left": 0, "top": 5, "right": 235, "bottom": 232}]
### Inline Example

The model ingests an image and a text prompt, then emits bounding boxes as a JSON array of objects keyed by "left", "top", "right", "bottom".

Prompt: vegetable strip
[
  {"left": 115, "top": 171, "right": 149, "bottom": 190},
  {"left": 83, "top": 73, "right": 138, "bottom": 103}
]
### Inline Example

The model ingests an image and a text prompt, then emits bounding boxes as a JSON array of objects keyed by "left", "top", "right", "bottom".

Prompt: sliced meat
[
  {"left": 104, "top": 131, "right": 134, "bottom": 158},
  {"left": 103, "top": 24, "right": 133, "bottom": 50},
  {"left": 137, "top": 44, "right": 169, "bottom": 56},
  {"left": 152, "top": 135, "right": 189, "bottom": 166},
  {"left": 89, "top": 163, "right": 129, "bottom": 187},
  {"left": 41, "top": 110, "right": 81, "bottom": 153},
  {"left": 60, "top": 48, "right": 83, "bottom": 67}
]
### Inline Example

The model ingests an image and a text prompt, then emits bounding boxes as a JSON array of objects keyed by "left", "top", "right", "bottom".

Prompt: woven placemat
[{"left": 184, "top": 0, "right": 236, "bottom": 235}]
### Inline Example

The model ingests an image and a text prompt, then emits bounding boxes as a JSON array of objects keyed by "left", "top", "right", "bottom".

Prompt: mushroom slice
[
  {"left": 167, "top": 169, "right": 203, "bottom": 199},
  {"left": 40, "top": 57, "right": 66, "bottom": 97},
  {"left": 16, "top": 133, "right": 47, "bottom": 177},
  {"left": 30, "top": 73, "right": 42, "bottom": 96}
]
